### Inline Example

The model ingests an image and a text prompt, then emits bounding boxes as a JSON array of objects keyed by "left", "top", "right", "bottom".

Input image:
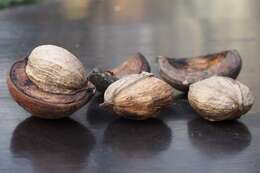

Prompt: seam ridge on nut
[{"left": 106, "top": 72, "right": 153, "bottom": 104}]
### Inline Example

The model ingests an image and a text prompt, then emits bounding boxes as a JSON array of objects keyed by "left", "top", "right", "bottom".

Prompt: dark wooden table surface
[{"left": 1, "top": 0, "right": 260, "bottom": 173}]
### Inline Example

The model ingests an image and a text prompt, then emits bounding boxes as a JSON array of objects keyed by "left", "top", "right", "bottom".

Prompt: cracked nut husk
[
  {"left": 87, "top": 53, "right": 150, "bottom": 93},
  {"left": 158, "top": 50, "right": 242, "bottom": 92},
  {"left": 101, "top": 72, "right": 174, "bottom": 120},
  {"left": 188, "top": 76, "right": 254, "bottom": 121}
]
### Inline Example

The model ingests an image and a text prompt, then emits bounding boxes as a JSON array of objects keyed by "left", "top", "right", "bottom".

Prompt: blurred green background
[{"left": 0, "top": 0, "right": 39, "bottom": 9}]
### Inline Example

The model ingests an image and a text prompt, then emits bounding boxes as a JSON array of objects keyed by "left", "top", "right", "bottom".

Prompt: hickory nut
[
  {"left": 26, "top": 45, "right": 87, "bottom": 94},
  {"left": 102, "top": 72, "right": 174, "bottom": 120},
  {"left": 188, "top": 76, "right": 254, "bottom": 121},
  {"left": 7, "top": 45, "right": 95, "bottom": 119}
]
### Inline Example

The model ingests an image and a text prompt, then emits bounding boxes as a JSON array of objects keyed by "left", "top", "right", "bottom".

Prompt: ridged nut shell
[
  {"left": 25, "top": 45, "right": 87, "bottom": 94},
  {"left": 188, "top": 76, "right": 254, "bottom": 121},
  {"left": 103, "top": 72, "right": 173, "bottom": 120}
]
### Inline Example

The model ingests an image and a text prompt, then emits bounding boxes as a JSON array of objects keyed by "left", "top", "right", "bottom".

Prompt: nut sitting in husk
[
  {"left": 101, "top": 72, "right": 173, "bottom": 120},
  {"left": 188, "top": 76, "right": 254, "bottom": 121},
  {"left": 7, "top": 45, "right": 95, "bottom": 119},
  {"left": 87, "top": 53, "right": 150, "bottom": 93}
]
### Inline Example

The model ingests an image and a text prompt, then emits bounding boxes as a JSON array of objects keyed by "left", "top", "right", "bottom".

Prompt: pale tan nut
[
  {"left": 25, "top": 45, "right": 87, "bottom": 94},
  {"left": 102, "top": 72, "right": 174, "bottom": 120},
  {"left": 188, "top": 76, "right": 254, "bottom": 121}
]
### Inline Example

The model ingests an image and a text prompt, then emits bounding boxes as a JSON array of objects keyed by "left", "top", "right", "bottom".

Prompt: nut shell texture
[
  {"left": 188, "top": 76, "right": 254, "bottom": 121},
  {"left": 104, "top": 72, "right": 173, "bottom": 120},
  {"left": 26, "top": 45, "right": 87, "bottom": 94},
  {"left": 7, "top": 59, "right": 95, "bottom": 119}
]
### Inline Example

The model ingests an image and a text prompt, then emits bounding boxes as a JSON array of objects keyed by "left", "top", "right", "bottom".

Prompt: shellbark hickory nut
[
  {"left": 101, "top": 72, "right": 174, "bottom": 120},
  {"left": 188, "top": 76, "right": 254, "bottom": 121}
]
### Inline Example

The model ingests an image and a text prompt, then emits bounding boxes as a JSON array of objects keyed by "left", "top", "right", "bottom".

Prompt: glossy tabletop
[{"left": 0, "top": 0, "right": 260, "bottom": 173}]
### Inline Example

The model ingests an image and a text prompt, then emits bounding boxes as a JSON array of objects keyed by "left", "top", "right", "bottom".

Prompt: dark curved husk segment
[
  {"left": 88, "top": 53, "right": 151, "bottom": 93},
  {"left": 158, "top": 50, "right": 242, "bottom": 92}
]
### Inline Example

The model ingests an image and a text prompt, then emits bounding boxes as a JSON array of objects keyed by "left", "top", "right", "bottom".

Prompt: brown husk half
[
  {"left": 158, "top": 50, "right": 242, "bottom": 92},
  {"left": 87, "top": 53, "right": 151, "bottom": 93}
]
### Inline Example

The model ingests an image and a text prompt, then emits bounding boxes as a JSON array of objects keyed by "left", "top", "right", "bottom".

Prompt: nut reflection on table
[
  {"left": 159, "top": 93, "right": 200, "bottom": 121},
  {"left": 86, "top": 94, "right": 117, "bottom": 126},
  {"left": 10, "top": 117, "right": 95, "bottom": 173},
  {"left": 103, "top": 118, "right": 172, "bottom": 158},
  {"left": 188, "top": 118, "right": 251, "bottom": 159}
]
